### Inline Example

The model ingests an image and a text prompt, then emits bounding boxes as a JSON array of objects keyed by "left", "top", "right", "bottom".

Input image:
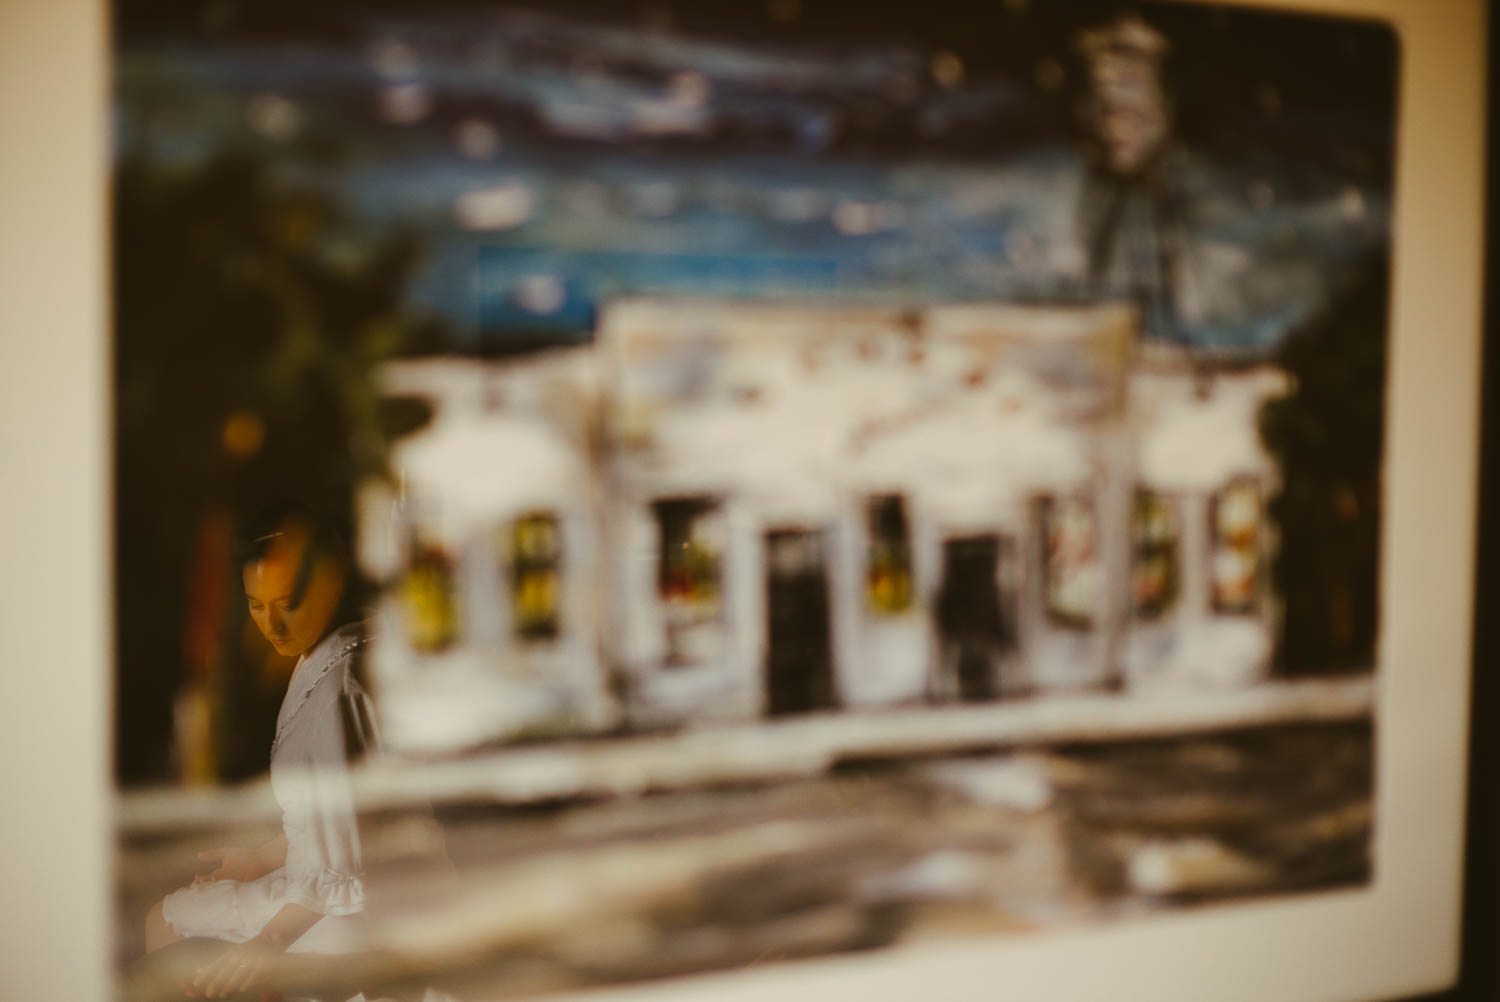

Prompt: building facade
[{"left": 358, "top": 298, "right": 1286, "bottom": 754}]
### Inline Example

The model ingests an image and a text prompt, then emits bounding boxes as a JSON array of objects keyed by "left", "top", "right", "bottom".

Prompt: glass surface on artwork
[{"left": 110, "top": 1, "right": 1398, "bottom": 998}]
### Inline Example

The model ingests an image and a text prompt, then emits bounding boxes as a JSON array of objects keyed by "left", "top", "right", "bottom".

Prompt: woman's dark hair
[{"left": 234, "top": 498, "right": 370, "bottom": 630}]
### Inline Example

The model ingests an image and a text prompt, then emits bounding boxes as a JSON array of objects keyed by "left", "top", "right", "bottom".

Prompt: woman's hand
[
  {"left": 183, "top": 939, "right": 277, "bottom": 999},
  {"left": 194, "top": 847, "right": 268, "bottom": 885},
  {"left": 183, "top": 902, "right": 319, "bottom": 998}
]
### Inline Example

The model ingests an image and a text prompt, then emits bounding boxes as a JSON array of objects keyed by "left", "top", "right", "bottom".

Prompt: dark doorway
[
  {"left": 936, "top": 534, "right": 1020, "bottom": 701},
  {"left": 764, "top": 528, "right": 835, "bottom": 716}
]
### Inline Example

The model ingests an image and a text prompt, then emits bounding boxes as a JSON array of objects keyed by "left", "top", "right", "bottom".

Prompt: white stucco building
[
  {"left": 1121, "top": 355, "right": 1288, "bottom": 691},
  {"left": 356, "top": 297, "right": 1291, "bottom": 753},
  {"left": 358, "top": 353, "right": 615, "bottom": 754}
]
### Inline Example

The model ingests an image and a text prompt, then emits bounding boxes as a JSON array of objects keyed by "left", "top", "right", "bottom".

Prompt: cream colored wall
[{"left": 0, "top": 0, "right": 110, "bottom": 998}]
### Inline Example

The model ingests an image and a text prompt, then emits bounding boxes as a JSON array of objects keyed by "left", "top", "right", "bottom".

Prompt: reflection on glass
[
  {"left": 1211, "top": 478, "right": 1262, "bottom": 614},
  {"left": 140, "top": 509, "right": 381, "bottom": 998},
  {"left": 865, "top": 494, "right": 913, "bottom": 615},
  {"left": 1039, "top": 495, "right": 1099, "bottom": 629},
  {"left": 1132, "top": 488, "right": 1180, "bottom": 619},
  {"left": 508, "top": 511, "right": 562, "bottom": 642},
  {"left": 403, "top": 542, "right": 458, "bottom": 652},
  {"left": 654, "top": 496, "right": 725, "bottom": 665}
]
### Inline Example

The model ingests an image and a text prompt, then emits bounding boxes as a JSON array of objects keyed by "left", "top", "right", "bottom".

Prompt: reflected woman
[{"left": 144, "top": 503, "right": 378, "bottom": 999}]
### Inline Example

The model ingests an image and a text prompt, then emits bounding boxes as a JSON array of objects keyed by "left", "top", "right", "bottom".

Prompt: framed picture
[{"left": 0, "top": 0, "right": 1487, "bottom": 999}]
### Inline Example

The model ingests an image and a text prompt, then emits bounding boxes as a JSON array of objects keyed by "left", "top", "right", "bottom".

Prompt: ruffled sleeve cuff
[{"left": 280, "top": 866, "right": 366, "bottom": 917}]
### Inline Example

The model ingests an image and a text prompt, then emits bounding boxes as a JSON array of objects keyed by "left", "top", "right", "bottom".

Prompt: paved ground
[{"left": 117, "top": 719, "right": 1372, "bottom": 1001}]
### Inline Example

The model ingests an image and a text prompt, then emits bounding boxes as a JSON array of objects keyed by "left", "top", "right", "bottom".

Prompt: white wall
[{"left": 0, "top": 0, "right": 111, "bottom": 997}]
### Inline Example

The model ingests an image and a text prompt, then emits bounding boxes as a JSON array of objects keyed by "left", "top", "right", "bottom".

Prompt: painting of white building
[
  {"left": 359, "top": 353, "right": 616, "bottom": 753},
  {"left": 350, "top": 292, "right": 1312, "bottom": 753},
  {"left": 596, "top": 298, "right": 920, "bottom": 725},
  {"left": 351, "top": 296, "right": 1304, "bottom": 752},
  {"left": 1122, "top": 355, "right": 1288, "bottom": 691}
]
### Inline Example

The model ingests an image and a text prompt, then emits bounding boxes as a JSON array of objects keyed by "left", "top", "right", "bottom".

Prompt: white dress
[{"left": 163, "top": 622, "right": 378, "bottom": 955}]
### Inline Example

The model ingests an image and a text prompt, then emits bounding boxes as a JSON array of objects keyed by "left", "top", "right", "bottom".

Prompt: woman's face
[{"left": 242, "top": 522, "right": 347, "bottom": 659}]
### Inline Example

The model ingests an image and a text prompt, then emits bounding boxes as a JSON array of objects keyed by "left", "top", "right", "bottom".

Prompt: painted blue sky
[{"left": 114, "top": 2, "right": 1396, "bottom": 355}]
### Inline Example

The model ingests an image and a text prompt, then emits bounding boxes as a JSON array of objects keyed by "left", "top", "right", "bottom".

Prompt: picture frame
[{"left": 0, "top": 0, "right": 1488, "bottom": 999}]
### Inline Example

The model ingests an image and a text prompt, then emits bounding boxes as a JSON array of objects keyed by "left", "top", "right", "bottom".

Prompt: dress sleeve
[
  {"left": 277, "top": 675, "right": 368, "bottom": 917},
  {"left": 340, "top": 670, "right": 382, "bottom": 760}
]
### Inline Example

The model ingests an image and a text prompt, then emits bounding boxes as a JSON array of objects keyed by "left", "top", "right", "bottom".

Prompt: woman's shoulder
[
  {"left": 301, "top": 622, "right": 371, "bottom": 699},
  {"left": 312, "top": 622, "right": 381, "bottom": 755},
  {"left": 323, "top": 621, "right": 370, "bottom": 662}
]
